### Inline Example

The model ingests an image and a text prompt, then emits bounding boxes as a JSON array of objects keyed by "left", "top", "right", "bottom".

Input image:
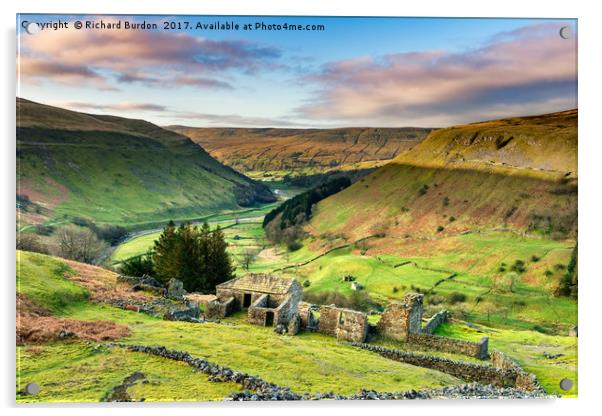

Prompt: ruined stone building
[
  {"left": 376, "top": 292, "right": 489, "bottom": 359},
  {"left": 317, "top": 305, "right": 369, "bottom": 342},
  {"left": 377, "top": 292, "right": 424, "bottom": 341},
  {"left": 206, "top": 273, "right": 302, "bottom": 329}
]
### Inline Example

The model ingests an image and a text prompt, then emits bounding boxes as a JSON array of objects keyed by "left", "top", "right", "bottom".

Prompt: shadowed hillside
[
  {"left": 167, "top": 126, "right": 432, "bottom": 179},
  {"left": 308, "top": 110, "right": 577, "bottom": 242},
  {"left": 16, "top": 99, "right": 275, "bottom": 229}
]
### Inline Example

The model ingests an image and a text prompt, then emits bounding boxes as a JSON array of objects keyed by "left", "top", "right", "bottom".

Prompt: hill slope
[
  {"left": 16, "top": 99, "right": 275, "bottom": 229},
  {"left": 167, "top": 126, "right": 432, "bottom": 179},
  {"left": 308, "top": 110, "right": 577, "bottom": 241}
]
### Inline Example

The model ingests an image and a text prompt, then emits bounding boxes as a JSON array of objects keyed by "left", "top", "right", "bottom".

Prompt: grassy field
[
  {"left": 435, "top": 322, "right": 577, "bottom": 398},
  {"left": 17, "top": 343, "right": 244, "bottom": 403}
]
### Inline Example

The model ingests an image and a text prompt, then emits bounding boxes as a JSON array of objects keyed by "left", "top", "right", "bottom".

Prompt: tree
[
  {"left": 16, "top": 232, "right": 48, "bottom": 254},
  {"left": 240, "top": 248, "right": 258, "bottom": 271},
  {"left": 152, "top": 221, "right": 180, "bottom": 284},
  {"left": 120, "top": 251, "right": 154, "bottom": 277},
  {"left": 52, "top": 224, "right": 107, "bottom": 264},
  {"left": 152, "top": 221, "right": 235, "bottom": 292}
]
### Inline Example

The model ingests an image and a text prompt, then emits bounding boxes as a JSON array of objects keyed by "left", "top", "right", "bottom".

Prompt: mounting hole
[
  {"left": 559, "top": 378, "right": 573, "bottom": 391},
  {"left": 25, "top": 383, "right": 40, "bottom": 395}
]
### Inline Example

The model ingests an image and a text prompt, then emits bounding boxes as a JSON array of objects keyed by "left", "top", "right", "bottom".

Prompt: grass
[
  {"left": 16, "top": 343, "right": 244, "bottom": 403},
  {"left": 16, "top": 251, "right": 88, "bottom": 313},
  {"left": 435, "top": 322, "right": 578, "bottom": 398}
]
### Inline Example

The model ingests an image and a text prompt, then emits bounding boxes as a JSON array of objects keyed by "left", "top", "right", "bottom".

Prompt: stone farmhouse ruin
[
  {"left": 206, "top": 273, "right": 302, "bottom": 333},
  {"left": 202, "top": 273, "right": 488, "bottom": 359}
]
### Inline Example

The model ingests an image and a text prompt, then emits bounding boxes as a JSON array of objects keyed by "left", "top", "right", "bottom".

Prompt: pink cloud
[
  {"left": 18, "top": 17, "right": 279, "bottom": 90},
  {"left": 299, "top": 23, "right": 577, "bottom": 126}
]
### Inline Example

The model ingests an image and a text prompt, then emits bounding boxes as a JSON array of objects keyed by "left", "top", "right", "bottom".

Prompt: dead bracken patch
[
  {"left": 17, "top": 313, "right": 130, "bottom": 345},
  {"left": 62, "top": 259, "right": 155, "bottom": 304}
]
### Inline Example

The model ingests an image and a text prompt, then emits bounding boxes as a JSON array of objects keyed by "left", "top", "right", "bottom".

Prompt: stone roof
[{"left": 216, "top": 273, "right": 300, "bottom": 295}]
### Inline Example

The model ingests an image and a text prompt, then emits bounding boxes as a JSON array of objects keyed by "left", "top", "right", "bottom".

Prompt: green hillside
[
  {"left": 16, "top": 98, "right": 275, "bottom": 230},
  {"left": 309, "top": 110, "right": 577, "bottom": 241}
]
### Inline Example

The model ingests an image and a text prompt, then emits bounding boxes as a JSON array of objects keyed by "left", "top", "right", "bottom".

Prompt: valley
[
  {"left": 167, "top": 126, "right": 432, "bottom": 181},
  {"left": 16, "top": 104, "right": 578, "bottom": 401}
]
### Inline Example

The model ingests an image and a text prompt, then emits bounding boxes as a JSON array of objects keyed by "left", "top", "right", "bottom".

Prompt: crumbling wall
[
  {"left": 490, "top": 350, "right": 540, "bottom": 391},
  {"left": 318, "top": 305, "right": 368, "bottom": 342},
  {"left": 273, "top": 293, "right": 299, "bottom": 326},
  {"left": 298, "top": 302, "right": 318, "bottom": 330},
  {"left": 422, "top": 310, "right": 449, "bottom": 335},
  {"left": 205, "top": 297, "right": 235, "bottom": 320},
  {"left": 247, "top": 294, "right": 270, "bottom": 325},
  {"left": 377, "top": 293, "right": 424, "bottom": 341},
  {"left": 347, "top": 343, "right": 541, "bottom": 392},
  {"left": 407, "top": 333, "right": 489, "bottom": 359}
]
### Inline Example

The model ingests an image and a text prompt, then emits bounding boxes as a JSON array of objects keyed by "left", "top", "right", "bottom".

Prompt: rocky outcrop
[{"left": 167, "top": 278, "right": 186, "bottom": 300}]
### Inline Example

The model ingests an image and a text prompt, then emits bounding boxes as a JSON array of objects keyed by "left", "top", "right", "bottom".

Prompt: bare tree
[
  {"left": 241, "top": 248, "right": 258, "bottom": 271},
  {"left": 52, "top": 224, "right": 107, "bottom": 264}
]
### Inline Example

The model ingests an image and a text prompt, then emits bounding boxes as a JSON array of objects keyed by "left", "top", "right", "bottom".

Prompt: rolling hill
[
  {"left": 16, "top": 98, "right": 275, "bottom": 230},
  {"left": 166, "top": 126, "right": 432, "bottom": 180},
  {"left": 307, "top": 110, "right": 578, "bottom": 243}
]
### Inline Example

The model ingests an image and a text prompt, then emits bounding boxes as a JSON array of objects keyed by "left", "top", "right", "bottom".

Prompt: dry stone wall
[
  {"left": 422, "top": 310, "right": 449, "bottom": 334},
  {"left": 490, "top": 350, "right": 541, "bottom": 391},
  {"left": 347, "top": 343, "right": 542, "bottom": 392},
  {"left": 408, "top": 333, "right": 489, "bottom": 359}
]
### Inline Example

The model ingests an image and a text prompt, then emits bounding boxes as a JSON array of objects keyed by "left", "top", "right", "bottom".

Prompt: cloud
[
  {"left": 164, "top": 111, "right": 305, "bottom": 128},
  {"left": 298, "top": 23, "right": 577, "bottom": 126},
  {"left": 18, "top": 17, "right": 280, "bottom": 90},
  {"left": 62, "top": 101, "right": 167, "bottom": 112}
]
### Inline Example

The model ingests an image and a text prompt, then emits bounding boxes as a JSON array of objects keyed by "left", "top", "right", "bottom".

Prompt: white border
[{"left": 3, "top": 1, "right": 600, "bottom": 415}]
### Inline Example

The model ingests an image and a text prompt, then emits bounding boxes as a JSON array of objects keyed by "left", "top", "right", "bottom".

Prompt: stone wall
[
  {"left": 422, "top": 310, "right": 449, "bottom": 335},
  {"left": 247, "top": 293, "right": 300, "bottom": 327},
  {"left": 347, "top": 343, "right": 541, "bottom": 392},
  {"left": 490, "top": 350, "right": 541, "bottom": 391},
  {"left": 408, "top": 333, "right": 489, "bottom": 359},
  {"left": 298, "top": 302, "right": 318, "bottom": 330},
  {"left": 318, "top": 305, "right": 368, "bottom": 342},
  {"left": 377, "top": 293, "right": 423, "bottom": 341},
  {"left": 247, "top": 294, "right": 270, "bottom": 325},
  {"left": 205, "top": 296, "right": 235, "bottom": 320}
]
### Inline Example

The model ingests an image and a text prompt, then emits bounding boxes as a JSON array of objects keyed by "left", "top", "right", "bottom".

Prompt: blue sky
[{"left": 17, "top": 15, "right": 577, "bottom": 127}]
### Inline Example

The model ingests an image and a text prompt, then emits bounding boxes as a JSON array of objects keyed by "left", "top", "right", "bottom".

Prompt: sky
[{"left": 17, "top": 15, "right": 577, "bottom": 128}]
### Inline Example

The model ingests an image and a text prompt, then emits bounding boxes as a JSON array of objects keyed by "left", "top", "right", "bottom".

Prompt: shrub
[
  {"left": 35, "top": 224, "right": 55, "bottom": 236},
  {"left": 531, "top": 255, "right": 540, "bottom": 262},
  {"left": 302, "top": 290, "right": 380, "bottom": 312},
  {"left": 449, "top": 216, "right": 456, "bottom": 222},
  {"left": 392, "top": 286, "right": 399, "bottom": 293},
  {"left": 120, "top": 252, "right": 155, "bottom": 277},
  {"left": 436, "top": 225, "right": 445, "bottom": 233},
  {"left": 442, "top": 196, "right": 450, "bottom": 207},
  {"left": 417, "top": 184, "right": 429, "bottom": 196},
  {"left": 428, "top": 295, "right": 445, "bottom": 305},
  {"left": 16, "top": 233, "right": 48, "bottom": 254},
  {"left": 448, "top": 292, "right": 467, "bottom": 304},
  {"left": 544, "top": 269, "right": 554, "bottom": 277},
  {"left": 510, "top": 259, "right": 526, "bottom": 274},
  {"left": 52, "top": 225, "right": 107, "bottom": 264},
  {"left": 302, "top": 280, "right": 311, "bottom": 288}
]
